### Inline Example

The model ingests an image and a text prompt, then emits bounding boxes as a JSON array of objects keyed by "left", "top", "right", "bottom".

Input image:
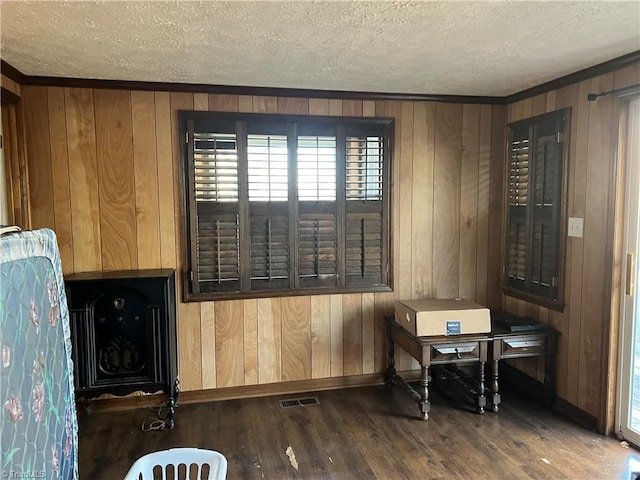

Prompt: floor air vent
[{"left": 278, "top": 396, "right": 320, "bottom": 408}]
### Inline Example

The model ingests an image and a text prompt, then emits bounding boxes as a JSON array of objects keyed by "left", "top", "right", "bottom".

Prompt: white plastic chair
[{"left": 123, "top": 448, "right": 227, "bottom": 480}]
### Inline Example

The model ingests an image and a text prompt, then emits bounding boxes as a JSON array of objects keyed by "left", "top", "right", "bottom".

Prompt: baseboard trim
[
  {"left": 552, "top": 397, "right": 599, "bottom": 432},
  {"left": 76, "top": 372, "right": 413, "bottom": 413},
  {"left": 499, "top": 362, "right": 599, "bottom": 432}
]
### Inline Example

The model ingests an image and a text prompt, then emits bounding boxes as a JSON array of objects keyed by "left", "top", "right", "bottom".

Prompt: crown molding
[
  {"left": 11, "top": 72, "right": 505, "bottom": 104},
  {"left": 506, "top": 50, "right": 640, "bottom": 104},
  {"left": 2, "top": 50, "right": 639, "bottom": 106}
]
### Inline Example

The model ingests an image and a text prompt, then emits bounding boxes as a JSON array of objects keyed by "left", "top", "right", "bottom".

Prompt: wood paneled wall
[
  {"left": 504, "top": 63, "right": 640, "bottom": 421},
  {"left": 20, "top": 86, "right": 505, "bottom": 394},
  {"left": 1, "top": 73, "right": 21, "bottom": 98}
]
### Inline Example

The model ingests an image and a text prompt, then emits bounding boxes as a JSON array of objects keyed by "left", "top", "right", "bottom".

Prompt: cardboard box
[{"left": 394, "top": 298, "right": 491, "bottom": 337}]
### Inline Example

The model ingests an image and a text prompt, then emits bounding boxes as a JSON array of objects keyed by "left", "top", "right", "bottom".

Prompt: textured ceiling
[{"left": 1, "top": 1, "right": 639, "bottom": 96}]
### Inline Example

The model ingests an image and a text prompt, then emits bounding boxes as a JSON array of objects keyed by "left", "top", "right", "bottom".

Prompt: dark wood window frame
[
  {"left": 503, "top": 108, "right": 570, "bottom": 311},
  {"left": 180, "top": 111, "right": 394, "bottom": 301}
]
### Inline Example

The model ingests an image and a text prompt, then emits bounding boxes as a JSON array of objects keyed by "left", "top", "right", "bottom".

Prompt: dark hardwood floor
[{"left": 79, "top": 383, "right": 638, "bottom": 479}]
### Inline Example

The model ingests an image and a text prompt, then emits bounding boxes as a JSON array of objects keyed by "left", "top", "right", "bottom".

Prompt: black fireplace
[{"left": 65, "top": 269, "right": 179, "bottom": 428}]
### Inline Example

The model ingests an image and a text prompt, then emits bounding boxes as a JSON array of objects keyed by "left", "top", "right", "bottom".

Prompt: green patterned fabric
[{"left": 1, "top": 229, "right": 78, "bottom": 479}]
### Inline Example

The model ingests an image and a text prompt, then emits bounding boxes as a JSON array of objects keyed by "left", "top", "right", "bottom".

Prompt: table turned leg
[
  {"left": 476, "top": 361, "right": 486, "bottom": 414},
  {"left": 386, "top": 338, "right": 397, "bottom": 385},
  {"left": 418, "top": 365, "right": 430, "bottom": 421},
  {"left": 491, "top": 359, "right": 500, "bottom": 413}
]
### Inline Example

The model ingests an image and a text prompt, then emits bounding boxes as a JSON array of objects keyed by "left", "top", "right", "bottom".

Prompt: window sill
[
  {"left": 502, "top": 286, "right": 565, "bottom": 313},
  {"left": 183, "top": 284, "right": 394, "bottom": 303}
]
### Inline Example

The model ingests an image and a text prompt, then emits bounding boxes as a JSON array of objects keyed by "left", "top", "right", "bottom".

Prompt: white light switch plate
[{"left": 568, "top": 217, "right": 584, "bottom": 238}]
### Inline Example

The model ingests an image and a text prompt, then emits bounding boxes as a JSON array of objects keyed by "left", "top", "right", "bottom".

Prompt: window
[
  {"left": 503, "top": 108, "right": 570, "bottom": 310},
  {"left": 182, "top": 112, "right": 393, "bottom": 300}
]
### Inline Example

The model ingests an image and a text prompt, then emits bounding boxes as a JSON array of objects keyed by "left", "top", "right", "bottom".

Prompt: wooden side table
[
  {"left": 385, "top": 316, "right": 490, "bottom": 420},
  {"left": 488, "top": 328, "right": 558, "bottom": 412},
  {"left": 385, "top": 315, "right": 558, "bottom": 421}
]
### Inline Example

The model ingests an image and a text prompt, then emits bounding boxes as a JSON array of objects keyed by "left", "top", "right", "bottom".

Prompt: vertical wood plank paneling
[
  {"left": 23, "top": 86, "right": 55, "bottom": 230},
  {"left": 253, "top": 96, "right": 278, "bottom": 113},
  {"left": 215, "top": 300, "right": 245, "bottom": 388},
  {"left": 362, "top": 293, "right": 375, "bottom": 374},
  {"left": 281, "top": 296, "right": 311, "bottom": 381},
  {"left": 343, "top": 293, "right": 363, "bottom": 376},
  {"left": 578, "top": 73, "right": 614, "bottom": 416},
  {"left": 47, "top": 86, "right": 74, "bottom": 273},
  {"left": 2, "top": 107, "right": 19, "bottom": 225},
  {"left": 546, "top": 75, "right": 572, "bottom": 390},
  {"left": 244, "top": 299, "right": 258, "bottom": 385},
  {"left": 200, "top": 301, "right": 216, "bottom": 389},
  {"left": 509, "top": 100, "right": 524, "bottom": 123},
  {"left": 487, "top": 105, "right": 506, "bottom": 309},
  {"left": 194, "top": 93, "right": 209, "bottom": 111},
  {"left": 65, "top": 87, "right": 102, "bottom": 272},
  {"left": 330, "top": 294, "right": 344, "bottom": 377},
  {"left": 154, "top": 92, "right": 177, "bottom": 269},
  {"left": 546, "top": 91, "right": 557, "bottom": 112},
  {"left": 1, "top": 73, "right": 21, "bottom": 97},
  {"left": 209, "top": 94, "right": 239, "bottom": 112},
  {"left": 329, "top": 99, "right": 342, "bottom": 116},
  {"left": 522, "top": 98, "right": 533, "bottom": 118},
  {"left": 531, "top": 93, "right": 547, "bottom": 116},
  {"left": 169, "top": 92, "right": 201, "bottom": 391},
  {"left": 238, "top": 95, "right": 253, "bottom": 113},
  {"left": 565, "top": 80, "right": 591, "bottom": 404},
  {"left": 131, "top": 91, "right": 161, "bottom": 269},
  {"left": 309, "top": 98, "right": 329, "bottom": 116},
  {"left": 380, "top": 100, "right": 413, "bottom": 370},
  {"left": 311, "top": 295, "right": 331, "bottom": 379},
  {"left": 277, "top": 97, "right": 309, "bottom": 115},
  {"left": 178, "top": 302, "right": 203, "bottom": 391},
  {"left": 17, "top": 69, "right": 638, "bottom": 424},
  {"left": 363, "top": 101, "right": 376, "bottom": 117},
  {"left": 397, "top": 102, "right": 414, "bottom": 299},
  {"left": 433, "top": 103, "right": 463, "bottom": 298},
  {"left": 374, "top": 292, "right": 395, "bottom": 373},
  {"left": 342, "top": 100, "right": 363, "bottom": 117},
  {"left": 258, "top": 298, "right": 282, "bottom": 384},
  {"left": 94, "top": 89, "right": 137, "bottom": 270},
  {"left": 476, "top": 105, "right": 492, "bottom": 305},
  {"left": 411, "top": 102, "right": 435, "bottom": 299},
  {"left": 460, "top": 104, "right": 480, "bottom": 301}
]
